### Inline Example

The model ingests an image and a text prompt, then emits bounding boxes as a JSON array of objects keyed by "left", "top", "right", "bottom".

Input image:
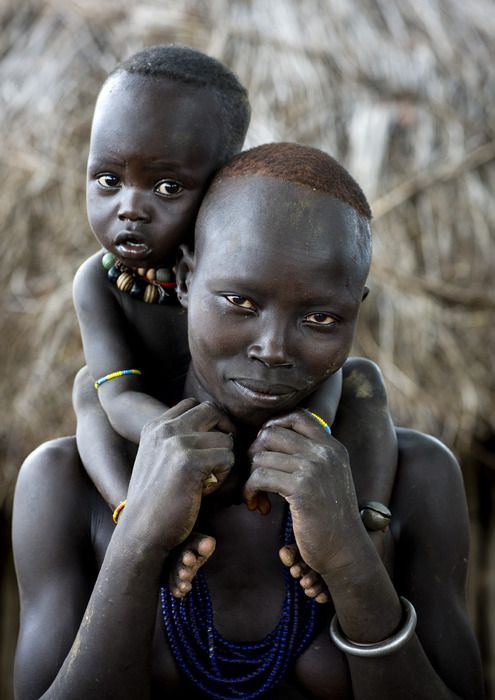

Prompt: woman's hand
[
  {"left": 245, "top": 409, "right": 363, "bottom": 577},
  {"left": 121, "top": 398, "right": 235, "bottom": 551}
]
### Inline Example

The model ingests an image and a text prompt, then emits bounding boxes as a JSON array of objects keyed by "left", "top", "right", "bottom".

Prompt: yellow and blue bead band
[
  {"left": 305, "top": 410, "right": 332, "bottom": 434},
  {"left": 94, "top": 369, "right": 142, "bottom": 390}
]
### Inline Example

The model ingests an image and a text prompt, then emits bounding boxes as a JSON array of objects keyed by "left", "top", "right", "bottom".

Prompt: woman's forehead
[
  {"left": 197, "top": 175, "right": 366, "bottom": 262},
  {"left": 194, "top": 176, "right": 369, "bottom": 299}
]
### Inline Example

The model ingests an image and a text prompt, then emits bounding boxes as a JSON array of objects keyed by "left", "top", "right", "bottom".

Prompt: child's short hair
[{"left": 109, "top": 44, "right": 251, "bottom": 162}]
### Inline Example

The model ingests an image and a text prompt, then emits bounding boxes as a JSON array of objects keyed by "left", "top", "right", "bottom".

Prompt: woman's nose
[
  {"left": 117, "top": 187, "right": 151, "bottom": 222},
  {"left": 247, "top": 322, "right": 294, "bottom": 368}
]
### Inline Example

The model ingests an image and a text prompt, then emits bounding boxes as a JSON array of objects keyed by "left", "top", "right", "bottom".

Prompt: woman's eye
[
  {"left": 156, "top": 180, "right": 184, "bottom": 196},
  {"left": 96, "top": 173, "right": 120, "bottom": 188},
  {"left": 305, "top": 312, "right": 336, "bottom": 326},
  {"left": 225, "top": 295, "right": 256, "bottom": 311}
]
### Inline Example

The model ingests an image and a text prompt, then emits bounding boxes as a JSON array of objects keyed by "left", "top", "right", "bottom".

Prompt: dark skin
[
  {"left": 13, "top": 175, "right": 483, "bottom": 698},
  {"left": 73, "top": 67, "right": 397, "bottom": 598},
  {"left": 73, "top": 68, "right": 344, "bottom": 509},
  {"left": 74, "top": 70, "right": 224, "bottom": 449},
  {"left": 73, "top": 358, "right": 391, "bottom": 603}
]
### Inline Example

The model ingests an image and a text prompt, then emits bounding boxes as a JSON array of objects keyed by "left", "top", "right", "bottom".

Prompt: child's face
[
  {"left": 179, "top": 175, "right": 369, "bottom": 427},
  {"left": 86, "top": 72, "right": 227, "bottom": 268}
]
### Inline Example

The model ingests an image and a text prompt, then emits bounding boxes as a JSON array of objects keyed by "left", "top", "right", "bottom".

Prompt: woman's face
[{"left": 178, "top": 175, "right": 369, "bottom": 428}]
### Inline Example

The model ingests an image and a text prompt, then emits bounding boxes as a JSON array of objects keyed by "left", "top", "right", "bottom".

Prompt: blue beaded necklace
[{"left": 160, "top": 510, "right": 317, "bottom": 699}]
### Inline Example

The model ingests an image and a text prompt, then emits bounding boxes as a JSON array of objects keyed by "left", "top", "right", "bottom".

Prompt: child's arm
[
  {"left": 304, "top": 368, "right": 343, "bottom": 426},
  {"left": 73, "top": 252, "right": 170, "bottom": 444},
  {"left": 73, "top": 366, "right": 134, "bottom": 511}
]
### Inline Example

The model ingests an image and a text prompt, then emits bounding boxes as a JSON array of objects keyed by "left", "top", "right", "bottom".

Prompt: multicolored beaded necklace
[
  {"left": 101, "top": 251, "right": 178, "bottom": 305},
  {"left": 160, "top": 510, "right": 317, "bottom": 699}
]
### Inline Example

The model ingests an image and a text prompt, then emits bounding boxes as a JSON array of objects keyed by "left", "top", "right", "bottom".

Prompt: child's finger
[
  {"left": 243, "top": 465, "right": 295, "bottom": 508},
  {"left": 244, "top": 490, "right": 271, "bottom": 515},
  {"left": 162, "top": 397, "right": 200, "bottom": 419},
  {"left": 149, "top": 399, "right": 236, "bottom": 437},
  {"left": 249, "top": 425, "right": 311, "bottom": 459},
  {"left": 179, "top": 400, "right": 237, "bottom": 435}
]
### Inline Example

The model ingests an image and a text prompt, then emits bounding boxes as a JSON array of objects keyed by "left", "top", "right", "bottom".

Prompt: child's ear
[{"left": 175, "top": 244, "right": 195, "bottom": 308}]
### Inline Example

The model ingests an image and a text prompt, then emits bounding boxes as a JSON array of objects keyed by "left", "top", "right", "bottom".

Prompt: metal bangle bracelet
[
  {"left": 329, "top": 596, "right": 417, "bottom": 657},
  {"left": 359, "top": 501, "right": 392, "bottom": 532}
]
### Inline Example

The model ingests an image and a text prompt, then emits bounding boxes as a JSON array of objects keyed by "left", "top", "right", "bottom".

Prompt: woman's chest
[
  {"left": 91, "top": 500, "right": 392, "bottom": 699},
  {"left": 146, "top": 621, "right": 353, "bottom": 699}
]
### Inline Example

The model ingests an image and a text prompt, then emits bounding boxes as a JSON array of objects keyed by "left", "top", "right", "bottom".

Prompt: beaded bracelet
[
  {"left": 305, "top": 409, "right": 332, "bottom": 434},
  {"left": 94, "top": 369, "right": 142, "bottom": 390},
  {"left": 329, "top": 596, "right": 417, "bottom": 657},
  {"left": 112, "top": 499, "right": 127, "bottom": 524}
]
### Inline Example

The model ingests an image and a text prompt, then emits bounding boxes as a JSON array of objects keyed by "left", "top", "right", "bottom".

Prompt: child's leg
[
  {"left": 73, "top": 366, "right": 134, "bottom": 512},
  {"left": 167, "top": 533, "right": 217, "bottom": 598},
  {"left": 167, "top": 536, "right": 331, "bottom": 603},
  {"left": 278, "top": 544, "right": 330, "bottom": 603}
]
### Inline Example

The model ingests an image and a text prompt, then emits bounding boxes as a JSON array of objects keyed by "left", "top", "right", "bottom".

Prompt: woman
[{"left": 12, "top": 143, "right": 484, "bottom": 699}]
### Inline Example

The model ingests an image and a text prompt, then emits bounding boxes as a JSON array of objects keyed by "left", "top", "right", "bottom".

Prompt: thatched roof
[{"left": 1, "top": 0, "right": 494, "bottom": 507}]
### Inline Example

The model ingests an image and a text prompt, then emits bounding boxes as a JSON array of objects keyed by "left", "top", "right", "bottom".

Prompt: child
[
  {"left": 73, "top": 45, "right": 397, "bottom": 596},
  {"left": 73, "top": 43, "right": 253, "bottom": 509}
]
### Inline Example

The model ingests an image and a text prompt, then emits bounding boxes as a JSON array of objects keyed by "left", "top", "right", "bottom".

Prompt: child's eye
[
  {"left": 96, "top": 173, "right": 120, "bottom": 188},
  {"left": 304, "top": 312, "right": 336, "bottom": 326},
  {"left": 224, "top": 294, "right": 256, "bottom": 311},
  {"left": 155, "top": 180, "right": 184, "bottom": 197}
]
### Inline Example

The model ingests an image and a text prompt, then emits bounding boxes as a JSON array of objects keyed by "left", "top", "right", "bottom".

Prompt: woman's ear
[{"left": 175, "top": 244, "right": 195, "bottom": 308}]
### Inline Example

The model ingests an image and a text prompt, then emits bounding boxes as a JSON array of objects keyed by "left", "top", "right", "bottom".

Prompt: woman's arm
[
  {"left": 245, "top": 413, "right": 484, "bottom": 700},
  {"left": 13, "top": 402, "right": 234, "bottom": 699},
  {"left": 73, "top": 252, "right": 170, "bottom": 444}
]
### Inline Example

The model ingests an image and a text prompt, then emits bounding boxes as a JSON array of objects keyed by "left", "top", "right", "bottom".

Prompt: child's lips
[
  {"left": 114, "top": 232, "right": 151, "bottom": 259},
  {"left": 115, "top": 241, "right": 150, "bottom": 258}
]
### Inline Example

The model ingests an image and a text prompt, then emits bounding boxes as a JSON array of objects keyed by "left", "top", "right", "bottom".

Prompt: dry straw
[
  {"left": 1, "top": 0, "right": 495, "bottom": 695},
  {"left": 1, "top": 0, "right": 494, "bottom": 516}
]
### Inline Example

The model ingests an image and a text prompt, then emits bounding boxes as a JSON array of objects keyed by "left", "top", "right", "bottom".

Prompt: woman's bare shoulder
[
  {"left": 13, "top": 437, "right": 94, "bottom": 570},
  {"left": 392, "top": 426, "right": 469, "bottom": 560}
]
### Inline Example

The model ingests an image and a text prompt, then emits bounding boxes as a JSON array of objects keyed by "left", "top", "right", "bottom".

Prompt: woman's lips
[{"left": 231, "top": 378, "right": 298, "bottom": 405}]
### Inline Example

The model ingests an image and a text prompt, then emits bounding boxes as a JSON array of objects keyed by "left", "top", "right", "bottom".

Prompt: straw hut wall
[{"left": 1, "top": 0, "right": 494, "bottom": 697}]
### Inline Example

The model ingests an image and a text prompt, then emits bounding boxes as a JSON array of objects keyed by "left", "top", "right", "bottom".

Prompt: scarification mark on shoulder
[{"left": 346, "top": 368, "right": 374, "bottom": 399}]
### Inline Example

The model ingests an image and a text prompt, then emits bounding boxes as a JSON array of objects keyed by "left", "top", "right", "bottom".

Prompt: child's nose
[{"left": 117, "top": 187, "right": 151, "bottom": 222}]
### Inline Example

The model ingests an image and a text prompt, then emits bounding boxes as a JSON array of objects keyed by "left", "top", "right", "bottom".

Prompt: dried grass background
[{"left": 1, "top": 0, "right": 494, "bottom": 696}]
